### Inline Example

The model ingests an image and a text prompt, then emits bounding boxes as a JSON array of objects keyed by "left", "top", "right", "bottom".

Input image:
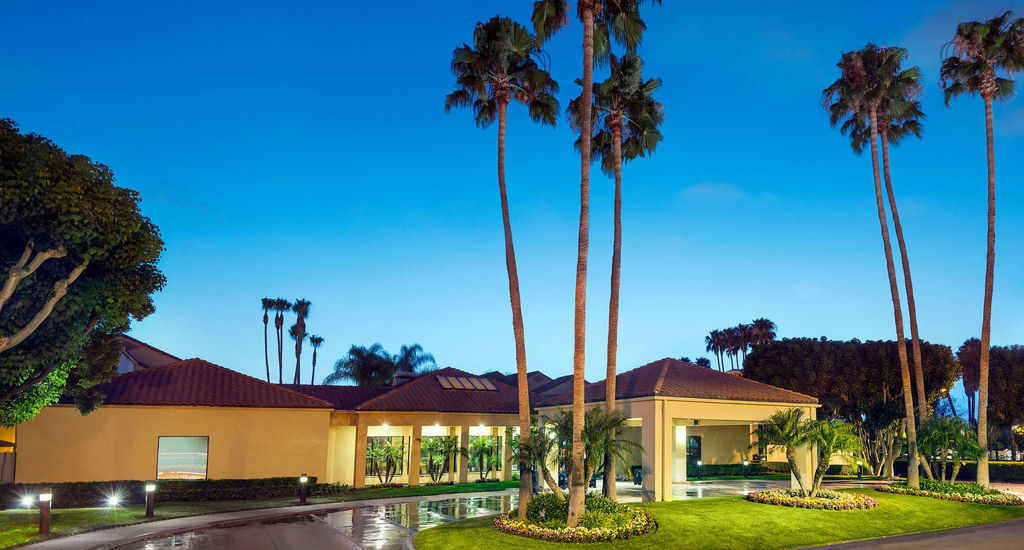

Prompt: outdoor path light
[
  {"left": 38, "top": 489, "right": 52, "bottom": 535},
  {"left": 697, "top": 460, "right": 703, "bottom": 479},
  {"left": 145, "top": 482, "right": 157, "bottom": 517},
  {"left": 857, "top": 461, "right": 863, "bottom": 480},
  {"left": 299, "top": 473, "right": 309, "bottom": 505},
  {"left": 743, "top": 460, "right": 750, "bottom": 478}
]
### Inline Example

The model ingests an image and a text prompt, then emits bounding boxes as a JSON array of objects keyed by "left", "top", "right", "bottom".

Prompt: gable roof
[
  {"left": 351, "top": 367, "right": 519, "bottom": 414},
  {"left": 536, "top": 358, "right": 817, "bottom": 406},
  {"left": 116, "top": 334, "right": 181, "bottom": 370},
  {"left": 74, "top": 359, "right": 334, "bottom": 409},
  {"left": 532, "top": 374, "right": 591, "bottom": 396}
]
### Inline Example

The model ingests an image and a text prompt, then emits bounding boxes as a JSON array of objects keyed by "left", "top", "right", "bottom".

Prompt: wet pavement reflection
[{"left": 120, "top": 493, "right": 518, "bottom": 550}]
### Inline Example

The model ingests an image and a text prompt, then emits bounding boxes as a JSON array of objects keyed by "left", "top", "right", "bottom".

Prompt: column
[
  {"left": 408, "top": 425, "right": 422, "bottom": 487},
  {"left": 458, "top": 425, "right": 470, "bottom": 484},
  {"left": 640, "top": 404, "right": 659, "bottom": 502},
  {"left": 672, "top": 423, "right": 687, "bottom": 483},
  {"left": 660, "top": 403, "right": 674, "bottom": 501},
  {"left": 503, "top": 427, "right": 514, "bottom": 481},
  {"left": 791, "top": 406, "right": 817, "bottom": 492},
  {"left": 353, "top": 423, "right": 368, "bottom": 489}
]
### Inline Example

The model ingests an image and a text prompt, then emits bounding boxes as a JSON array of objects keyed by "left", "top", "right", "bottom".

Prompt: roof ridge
[
  {"left": 164, "top": 358, "right": 335, "bottom": 408},
  {"left": 724, "top": 372, "right": 820, "bottom": 402},
  {"left": 117, "top": 334, "right": 182, "bottom": 361},
  {"left": 652, "top": 358, "right": 671, "bottom": 395}
]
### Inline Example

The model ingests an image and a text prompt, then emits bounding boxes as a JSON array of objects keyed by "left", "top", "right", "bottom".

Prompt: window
[
  {"left": 365, "top": 436, "right": 406, "bottom": 480},
  {"left": 157, "top": 436, "right": 209, "bottom": 480}
]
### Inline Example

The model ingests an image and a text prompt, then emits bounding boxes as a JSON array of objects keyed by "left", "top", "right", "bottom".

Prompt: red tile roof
[
  {"left": 352, "top": 367, "right": 520, "bottom": 414},
  {"left": 78, "top": 359, "right": 334, "bottom": 409},
  {"left": 282, "top": 384, "right": 390, "bottom": 410},
  {"left": 536, "top": 358, "right": 818, "bottom": 406}
]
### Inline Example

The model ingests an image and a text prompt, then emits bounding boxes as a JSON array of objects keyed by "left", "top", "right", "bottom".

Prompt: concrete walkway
[
  {"left": 803, "top": 517, "right": 1024, "bottom": 549},
  {"left": 21, "top": 490, "right": 516, "bottom": 550}
]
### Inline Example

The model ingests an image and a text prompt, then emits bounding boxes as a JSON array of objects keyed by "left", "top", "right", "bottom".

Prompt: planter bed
[
  {"left": 877, "top": 483, "right": 1024, "bottom": 506},
  {"left": 747, "top": 489, "right": 878, "bottom": 510}
]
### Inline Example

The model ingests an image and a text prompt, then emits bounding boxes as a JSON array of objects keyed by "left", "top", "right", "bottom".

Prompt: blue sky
[{"left": 2, "top": 1, "right": 1023, "bottom": 405}]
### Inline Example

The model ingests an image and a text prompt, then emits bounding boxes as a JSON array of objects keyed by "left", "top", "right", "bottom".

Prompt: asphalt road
[{"left": 805, "top": 517, "right": 1024, "bottom": 549}]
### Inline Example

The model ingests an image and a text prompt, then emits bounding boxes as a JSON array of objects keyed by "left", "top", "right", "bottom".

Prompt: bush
[
  {"left": 747, "top": 489, "right": 878, "bottom": 510},
  {"left": 525, "top": 492, "right": 569, "bottom": 524},
  {"left": 877, "top": 482, "right": 1024, "bottom": 505},
  {"left": 494, "top": 507, "right": 656, "bottom": 542},
  {"left": 894, "top": 460, "right": 1024, "bottom": 482},
  {"left": 1, "top": 477, "right": 332, "bottom": 509}
]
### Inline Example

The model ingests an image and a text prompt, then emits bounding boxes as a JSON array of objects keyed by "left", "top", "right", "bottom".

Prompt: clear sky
[{"left": 2, "top": 1, "right": 1022, "bottom": 400}]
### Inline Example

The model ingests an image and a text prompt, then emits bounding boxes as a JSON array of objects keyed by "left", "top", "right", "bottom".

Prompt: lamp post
[
  {"left": 857, "top": 461, "right": 863, "bottom": 480},
  {"left": 743, "top": 460, "right": 750, "bottom": 478},
  {"left": 38, "top": 490, "right": 52, "bottom": 535},
  {"left": 696, "top": 460, "right": 703, "bottom": 480},
  {"left": 299, "top": 474, "right": 309, "bottom": 505},
  {"left": 145, "top": 482, "right": 157, "bottom": 517}
]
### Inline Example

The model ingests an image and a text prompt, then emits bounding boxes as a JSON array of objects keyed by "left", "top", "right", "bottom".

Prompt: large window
[
  {"left": 157, "top": 436, "right": 209, "bottom": 480},
  {"left": 419, "top": 436, "right": 457, "bottom": 481}
]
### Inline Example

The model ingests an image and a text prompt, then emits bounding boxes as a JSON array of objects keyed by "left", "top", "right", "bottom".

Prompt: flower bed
[
  {"left": 493, "top": 494, "right": 656, "bottom": 542},
  {"left": 747, "top": 489, "right": 878, "bottom": 510},
  {"left": 877, "top": 482, "right": 1024, "bottom": 506}
]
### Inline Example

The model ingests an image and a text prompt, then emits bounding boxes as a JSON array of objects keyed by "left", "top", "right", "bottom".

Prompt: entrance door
[{"left": 686, "top": 435, "right": 702, "bottom": 472}]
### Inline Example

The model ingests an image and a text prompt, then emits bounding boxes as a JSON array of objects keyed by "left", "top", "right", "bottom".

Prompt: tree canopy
[{"left": 0, "top": 119, "right": 165, "bottom": 425}]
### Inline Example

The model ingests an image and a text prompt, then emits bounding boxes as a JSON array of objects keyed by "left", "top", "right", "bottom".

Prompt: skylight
[{"left": 437, "top": 375, "right": 497, "bottom": 391}]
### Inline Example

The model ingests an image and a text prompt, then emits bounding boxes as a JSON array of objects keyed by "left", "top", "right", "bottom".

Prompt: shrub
[
  {"left": 893, "top": 460, "right": 1024, "bottom": 482},
  {"left": 877, "top": 482, "right": 1024, "bottom": 505},
  {"left": 747, "top": 489, "right": 878, "bottom": 510},
  {"left": 525, "top": 492, "right": 569, "bottom": 524}
]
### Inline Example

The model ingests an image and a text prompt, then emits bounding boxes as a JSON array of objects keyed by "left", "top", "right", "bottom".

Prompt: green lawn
[
  {"left": 415, "top": 489, "right": 1024, "bottom": 550},
  {"left": 0, "top": 480, "right": 517, "bottom": 548}
]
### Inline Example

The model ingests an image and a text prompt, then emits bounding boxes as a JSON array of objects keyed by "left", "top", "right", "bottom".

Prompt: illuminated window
[{"left": 157, "top": 436, "right": 209, "bottom": 480}]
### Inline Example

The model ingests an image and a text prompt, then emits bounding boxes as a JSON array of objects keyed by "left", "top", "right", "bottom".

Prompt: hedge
[
  {"left": 695, "top": 462, "right": 786, "bottom": 477},
  {"left": 0, "top": 477, "right": 353, "bottom": 509},
  {"left": 893, "top": 460, "right": 1024, "bottom": 482}
]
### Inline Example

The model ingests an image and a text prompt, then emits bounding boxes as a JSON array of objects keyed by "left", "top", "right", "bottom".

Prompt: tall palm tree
[
  {"left": 957, "top": 338, "right": 981, "bottom": 427},
  {"left": 569, "top": 52, "right": 663, "bottom": 499},
  {"left": 823, "top": 44, "right": 921, "bottom": 488},
  {"left": 533, "top": 0, "right": 658, "bottom": 520},
  {"left": 751, "top": 318, "right": 777, "bottom": 346},
  {"left": 261, "top": 298, "right": 274, "bottom": 382},
  {"left": 445, "top": 15, "right": 559, "bottom": 518},
  {"left": 272, "top": 298, "right": 292, "bottom": 384},
  {"left": 323, "top": 344, "right": 394, "bottom": 386},
  {"left": 940, "top": 10, "right": 1024, "bottom": 488},
  {"left": 308, "top": 335, "right": 324, "bottom": 384},
  {"left": 291, "top": 299, "right": 311, "bottom": 384}
]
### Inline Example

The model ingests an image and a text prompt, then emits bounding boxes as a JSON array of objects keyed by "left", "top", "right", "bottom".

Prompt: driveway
[{"left": 803, "top": 517, "right": 1024, "bottom": 549}]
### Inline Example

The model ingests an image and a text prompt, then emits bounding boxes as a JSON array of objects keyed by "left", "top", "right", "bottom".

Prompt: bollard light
[
  {"left": 299, "top": 473, "right": 309, "bottom": 505},
  {"left": 743, "top": 460, "right": 750, "bottom": 478},
  {"left": 145, "top": 482, "right": 157, "bottom": 517},
  {"left": 38, "top": 490, "right": 52, "bottom": 535},
  {"left": 857, "top": 460, "right": 864, "bottom": 480},
  {"left": 696, "top": 460, "right": 703, "bottom": 480},
  {"left": 21, "top": 495, "right": 34, "bottom": 508}
]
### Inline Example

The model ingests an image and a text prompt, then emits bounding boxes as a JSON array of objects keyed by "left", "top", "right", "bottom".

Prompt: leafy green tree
[
  {"left": 823, "top": 44, "right": 923, "bottom": 488},
  {"left": 940, "top": 10, "right": 1024, "bottom": 488},
  {"left": 445, "top": 15, "right": 558, "bottom": 517},
  {"left": 0, "top": 119, "right": 165, "bottom": 425},
  {"left": 532, "top": 0, "right": 660, "bottom": 523},
  {"left": 918, "top": 416, "right": 983, "bottom": 483},
  {"left": 569, "top": 51, "right": 662, "bottom": 499},
  {"left": 805, "top": 419, "right": 862, "bottom": 497}
]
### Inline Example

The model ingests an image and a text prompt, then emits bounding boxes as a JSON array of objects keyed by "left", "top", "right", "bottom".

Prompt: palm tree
[
  {"left": 308, "top": 335, "right": 324, "bottom": 384},
  {"left": 532, "top": 0, "right": 659, "bottom": 520},
  {"left": 804, "top": 419, "right": 862, "bottom": 497},
  {"left": 390, "top": 343, "right": 437, "bottom": 374},
  {"left": 751, "top": 318, "right": 777, "bottom": 347},
  {"left": 758, "top": 409, "right": 812, "bottom": 495},
  {"left": 291, "top": 299, "right": 311, "bottom": 384},
  {"left": 272, "top": 298, "right": 292, "bottom": 384},
  {"left": 940, "top": 10, "right": 1024, "bottom": 488},
  {"left": 445, "top": 15, "right": 559, "bottom": 518},
  {"left": 823, "top": 44, "right": 922, "bottom": 488},
  {"left": 918, "top": 416, "right": 984, "bottom": 483},
  {"left": 323, "top": 344, "right": 394, "bottom": 386},
  {"left": 569, "top": 52, "right": 662, "bottom": 499},
  {"left": 957, "top": 338, "right": 981, "bottom": 427},
  {"left": 261, "top": 298, "right": 274, "bottom": 382},
  {"left": 548, "top": 408, "right": 643, "bottom": 495}
]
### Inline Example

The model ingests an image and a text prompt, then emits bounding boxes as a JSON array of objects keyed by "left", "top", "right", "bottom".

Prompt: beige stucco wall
[
  {"left": 15, "top": 405, "right": 332, "bottom": 483},
  {"left": 0, "top": 425, "right": 13, "bottom": 453},
  {"left": 687, "top": 425, "right": 751, "bottom": 464}
]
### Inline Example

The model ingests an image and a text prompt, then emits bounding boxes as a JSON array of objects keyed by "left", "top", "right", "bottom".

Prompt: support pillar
[
  {"left": 503, "top": 427, "right": 514, "bottom": 481},
  {"left": 353, "top": 423, "right": 368, "bottom": 489},
  {"left": 660, "top": 402, "right": 674, "bottom": 501},
  {"left": 458, "top": 425, "right": 470, "bottom": 484},
  {"left": 640, "top": 405, "right": 659, "bottom": 502},
  {"left": 408, "top": 425, "right": 422, "bottom": 486}
]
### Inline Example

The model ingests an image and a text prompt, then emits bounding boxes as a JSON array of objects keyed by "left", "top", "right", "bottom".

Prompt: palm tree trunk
[
  {"left": 869, "top": 108, "right": 919, "bottom": 489},
  {"left": 276, "top": 314, "right": 284, "bottom": 384},
  {"left": 495, "top": 98, "right": 534, "bottom": 518},
  {"left": 881, "top": 131, "right": 928, "bottom": 426},
  {"left": 263, "top": 313, "right": 270, "bottom": 383},
  {"left": 977, "top": 96, "right": 996, "bottom": 488},
  {"left": 603, "top": 120, "right": 623, "bottom": 500},
  {"left": 567, "top": 1, "right": 595, "bottom": 528},
  {"left": 311, "top": 347, "right": 317, "bottom": 385}
]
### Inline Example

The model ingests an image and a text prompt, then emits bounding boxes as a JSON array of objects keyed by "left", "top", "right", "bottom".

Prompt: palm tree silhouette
[
  {"left": 570, "top": 51, "right": 662, "bottom": 499},
  {"left": 532, "top": 0, "right": 660, "bottom": 521},
  {"left": 308, "top": 335, "right": 324, "bottom": 385},
  {"left": 272, "top": 298, "right": 292, "bottom": 384},
  {"left": 291, "top": 299, "right": 311, "bottom": 384},
  {"left": 940, "top": 10, "right": 1024, "bottom": 488},
  {"left": 823, "top": 43, "right": 922, "bottom": 488},
  {"left": 445, "top": 15, "right": 559, "bottom": 517},
  {"left": 261, "top": 298, "right": 274, "bottom": 382}
]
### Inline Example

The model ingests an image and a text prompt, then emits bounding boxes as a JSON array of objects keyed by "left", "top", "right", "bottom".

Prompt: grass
[
  {"left": 415, "top": 489, "right": 1024, "bottom": 550},
  {"left": 689, "top": 474, "right": 881, "bottom": 481},
  {"left": 0, "top": 479, "right": 518, "bottom": 548}
]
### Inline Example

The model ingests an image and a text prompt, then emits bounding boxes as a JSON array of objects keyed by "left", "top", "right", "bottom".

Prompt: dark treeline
[{"left": 704, "top": 318, "right": 776, "bottom": 371}]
